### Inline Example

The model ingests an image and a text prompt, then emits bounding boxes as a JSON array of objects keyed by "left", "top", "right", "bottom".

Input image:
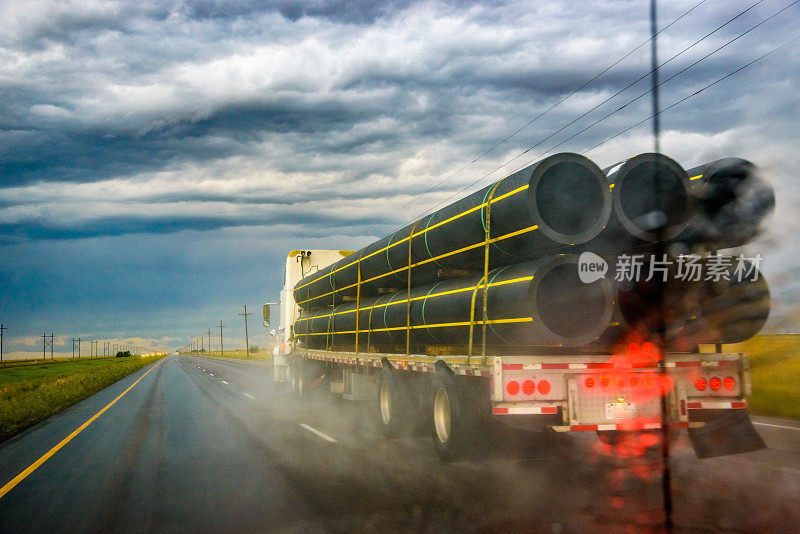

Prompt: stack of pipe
[
  {"left": 293, "top": 153, "right": 613, "bottom": 310},
  {"left": 293, "top": 151, "right": 773, "bottom": 352},
  {"left": 294, "top": 256, "right": 615, "bottom": 350}
]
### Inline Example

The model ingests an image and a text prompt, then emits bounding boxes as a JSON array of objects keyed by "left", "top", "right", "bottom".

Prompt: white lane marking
[
  {"left": 221, "top": 380, "right": 229, "bottom": 385},
  {"left": 243, "top": 393, "right": 256, "bottom": 400},
  {"left": 753, "top": 422, "right": 800, "bottom": 431},
  {"left": 209, "top": 373, "right": 214, "bottom": 377},
  {"left": 299, "top": 423, "right": 338, "bottom": 443}
]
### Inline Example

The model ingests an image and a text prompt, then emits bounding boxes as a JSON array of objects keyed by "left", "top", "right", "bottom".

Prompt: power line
[
  {"left": 648, "top": 1, "right": 673, "bottom": 530},
  {"left": 583, "top": 33, "right": 800, "bottom": 154},
  {"left": 219, "top": 320, "right": 226, "bottom": 357},
  {"left": 362, "top": 0, "right": 713, "bottom": 235},
  {"left": 506, "top": 0, "right": 799, "bottom": 174},
  {"left": 239, "top": 306, "right": 253, "bottom": 358},
  {"left": 43, "top": 333, "right": 53, "bottom": 360},
  {"left": 400, "top": 0, "right": 783, "bottom": 223}
]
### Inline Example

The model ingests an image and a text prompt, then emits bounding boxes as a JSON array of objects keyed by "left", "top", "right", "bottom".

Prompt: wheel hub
[{"left": 434, "top": 387, "right": 452, "bottom": 443}]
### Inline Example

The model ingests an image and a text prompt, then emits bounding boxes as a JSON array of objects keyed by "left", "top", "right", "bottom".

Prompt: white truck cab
[{"left": 267, "top": 249, "right": 353, "bottom": 382}]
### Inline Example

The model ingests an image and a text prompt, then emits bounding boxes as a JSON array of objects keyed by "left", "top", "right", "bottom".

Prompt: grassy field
[
  {"left": 0, "top": 355, "right": 165, "bottom": 441},
  {"left": 726, "top": 334, "right": 800, "bottom": 420},
  {"left": 182, "top": 349, "right": 273, "bottom": 362}
]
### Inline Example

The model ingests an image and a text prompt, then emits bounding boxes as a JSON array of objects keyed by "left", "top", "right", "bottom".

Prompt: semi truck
[{"left": 264, "top": 152, "right": 772, "bottom": 461}]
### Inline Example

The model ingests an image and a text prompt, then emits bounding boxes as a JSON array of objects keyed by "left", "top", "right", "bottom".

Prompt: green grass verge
[
  {"left": 726, "top": 334, "right": 800, "bottom": 420},
  {"left": 0, "top": 355, "right": 165, "bottom": 441}
]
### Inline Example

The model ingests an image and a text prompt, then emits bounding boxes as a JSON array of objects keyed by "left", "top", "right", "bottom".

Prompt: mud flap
[{"left": 688, "top": 409, "right": 765, "bottom": 458}]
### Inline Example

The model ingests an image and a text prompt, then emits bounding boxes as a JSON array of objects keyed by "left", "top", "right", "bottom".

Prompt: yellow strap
[
  {"left": 295, "top": 275, "right": 535, "bottom": 322},
  {"left": 406, "top": 220, "right": 420, "bottom": 356},
  {"left": 355, "top": 259, "right": 361, "bottom": 354},
  {"left": 482, "top": 179, "right": 504, "bottom": 364},
  {"left": 293, "top": 182, "right": 529, "bottom": 292},
  {"left": 467, "top": 274, "right": 487, "bottom": 361},
  {"left": 297, "top": 224, "right": 539, "bottom": 306},
  {"left": 302, "top": 316, "right": 533, "bottom": 335}
]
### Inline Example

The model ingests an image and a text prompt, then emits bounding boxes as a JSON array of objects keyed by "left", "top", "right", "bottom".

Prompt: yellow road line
[
  {"left": 689, "top": 174, "right": 702, "bottom": 180},
  {"left": 0, "top": 359, "right": 164, "bottom": 501}
]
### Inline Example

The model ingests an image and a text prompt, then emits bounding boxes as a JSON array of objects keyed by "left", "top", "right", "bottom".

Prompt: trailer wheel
[
  {"left": 377, "top": 366, "right": 412, "bottom": 437},
  {"left": 431, "top": 368, "right": 479, "bottom": 461}
]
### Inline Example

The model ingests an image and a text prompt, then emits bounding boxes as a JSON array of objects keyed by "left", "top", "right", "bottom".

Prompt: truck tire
[
  {"left": 377, "top": 365, "right": 413, "bottom": 437},
  {"left": 431, "top": 367, "right": 480, "bottom": 461}
]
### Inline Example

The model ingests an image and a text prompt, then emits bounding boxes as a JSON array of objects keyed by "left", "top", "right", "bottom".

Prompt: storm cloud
[{"left": 1, "top": 0, "right": 798, "bottom": 352}]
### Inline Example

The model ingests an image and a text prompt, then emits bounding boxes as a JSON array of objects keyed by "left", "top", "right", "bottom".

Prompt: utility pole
[
  {"left": 43, "top": 333, "right": 53, "bottom": 360},
  {"left": 91, "top": 341, "right": 98, "bottom": 358},
  {"left": 200, "top": 335, "right": 204, "bottom": 353},
  {"left": 208, "top": 329, "right": 211, "bottom": 356},
  {"left": 1, "top": 323, "right": 5, "bottom": 362},
  {"left": 239, "top": 305, "right": 252, "bottom": 358},
  {"left": 219, "top": 320, "right": 225, "bottom": 357}
]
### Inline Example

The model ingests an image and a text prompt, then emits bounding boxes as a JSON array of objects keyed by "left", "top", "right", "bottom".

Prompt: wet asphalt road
[{"left": 0, "top": 355, "right": 798, "bottom": 533}]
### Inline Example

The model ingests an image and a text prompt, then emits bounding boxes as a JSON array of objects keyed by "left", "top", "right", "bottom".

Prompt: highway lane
[
  {"left": 0, "top": 355, "right": 798, "bottom": 532},
  {"left": 0, "top": 356, "right": 328, "bottom": 532}
]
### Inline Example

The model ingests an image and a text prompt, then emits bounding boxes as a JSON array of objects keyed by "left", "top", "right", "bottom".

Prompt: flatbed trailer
[
  {"left": 267, "top": 248, "right": 764, "bottom": 460},
  {"left": 286, "top": 344, "right": 756, "bottom": 459}
]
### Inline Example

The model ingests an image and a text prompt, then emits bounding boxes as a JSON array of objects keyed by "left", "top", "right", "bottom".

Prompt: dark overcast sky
[{"left": 1, "top": 0, "right": 799, "bottom": 356}]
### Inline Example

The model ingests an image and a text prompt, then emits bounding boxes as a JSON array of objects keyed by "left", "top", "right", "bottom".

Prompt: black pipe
[
  {"left": 294, "top": 153, "right": 612, "bottom": 310},
  {"left": 616, "top": 256, "right": 769, "bottom": 347},
  {"left": 601, "top": 153, "right": 691, "bottom": 248},
  {"left": 294, "top": 255, "right": 615, "bottom": 351},
  {"left": 678, "top": 158, "right": 775, "bottom": 251}
]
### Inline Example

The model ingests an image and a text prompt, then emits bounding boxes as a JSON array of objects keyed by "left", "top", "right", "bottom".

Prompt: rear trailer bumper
[{"left": 490, "top": 353, "right": 750, "bottom": 433}]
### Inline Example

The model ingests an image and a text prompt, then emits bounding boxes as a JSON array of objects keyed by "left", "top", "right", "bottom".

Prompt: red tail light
[
  {"left": 709, "top": 377, "right": 721, "bottom": 391},
  {"left": 506, "top": 380, "right": 520, "bottom": 395},
  {"left": 695, "top": 378, "right": 707, "bottom": 391},
  {"left": 585, "top": 377, "right": 595, "bottom": 388},
  {"left": 522, "top": 380, "right": 536, "bottom": 395},
  {"left": 537, "top": 380, "right": 551, "bottom": 395},
  {"left": 723, "top": 377, "right": 735, "bottom": 391}
]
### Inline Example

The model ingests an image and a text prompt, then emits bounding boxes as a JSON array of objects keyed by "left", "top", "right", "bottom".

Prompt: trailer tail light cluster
[
  {"left": 695, "top": 378, "right": 707, "bottom": 391},
  {"left": 693, "top": 375, "right": 736, "bottom": 392},
  {"left": 724, "top": 377, "right": 735, "bottom": 390},
  {"left": 582, "top": 374, "right": 658, "bottom": 390},
  {"left": 505, "top": 379, "right": 552, "bottom": 398}
]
